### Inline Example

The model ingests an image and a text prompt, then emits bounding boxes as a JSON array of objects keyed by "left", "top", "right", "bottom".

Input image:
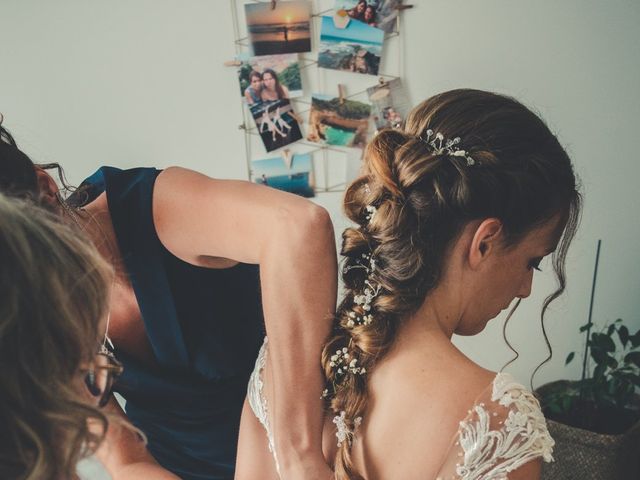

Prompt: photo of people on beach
[
  {"left": 307, "top": 94, "right": 371, "bottom": 148},
  {"left": 245, "top": 1, "right": 312, "bottom": 56},
  {"left": 318, "top": 15, "right": 384, "bottom": 76},
  {"left": 250, "top": 98, "right": 303, "bottom": 152},
  {"left": 237, "top": 53, "right": 303, "bottom": 105},
  {"left": 367, "top": 78, "right": 411, "bottom": 130},
  {"left": 252, "top": 153, "right": 315, "bottom": 198},
  {"left": 335, "top": 0, "right": 401, "bottom": 34}
]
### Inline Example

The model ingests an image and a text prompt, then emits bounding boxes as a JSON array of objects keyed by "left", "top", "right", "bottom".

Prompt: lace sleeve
[{"left": 435, "top": 373, "right": 555, "bottom": 480}]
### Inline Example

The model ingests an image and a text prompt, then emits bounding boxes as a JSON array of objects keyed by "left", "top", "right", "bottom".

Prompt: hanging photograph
[
  {"left": 334, "top": 0, "right": 401, "bottom": 33},
  {"left": 237, "top": 53, "right": 303, "bottom": 105},
  {"left": 318, "top": 15, "right": 384, "bottom": 75},
  {"left": 250, "top": 98, "right": 303, "bottom": 152},
  {"left": 252, "top": 153, "right": 315, "bottom": 197},
  {"left": 307, "top": 94, "right": 371, "bottom": 148},
  {"left": 367, "top": 78, "right": 411, "bottom": 130},
  {"left": 245, "top": 1, "right": 312, "bottom": 56}
]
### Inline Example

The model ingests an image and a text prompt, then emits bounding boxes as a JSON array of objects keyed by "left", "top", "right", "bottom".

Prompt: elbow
[
  {"left": 299, "top": 204, "right": 334, "bottom": 243},
  {"left": 275, "top": 202, "right": 334, "bottom": 246}
]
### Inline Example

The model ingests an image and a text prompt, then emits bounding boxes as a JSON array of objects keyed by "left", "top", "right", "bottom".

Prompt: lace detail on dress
[
  {"left": 247, "top": 337, "right": 281, "bottom": 476},
  {"left": 449, "top": 372, "right": 554, "bottom": 480}
]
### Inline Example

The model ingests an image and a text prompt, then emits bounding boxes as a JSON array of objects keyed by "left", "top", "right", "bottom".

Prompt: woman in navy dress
[{"left": 0, "top": 123, "right": 336, "bottom": 480}]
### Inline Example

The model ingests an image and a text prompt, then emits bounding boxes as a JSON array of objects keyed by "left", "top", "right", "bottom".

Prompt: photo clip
[
  {"left": 333, "top": 9, "right": 350, "bottom": 29},
  {"left": 282, "top": 149, "right": 293, "bottom": 169}
]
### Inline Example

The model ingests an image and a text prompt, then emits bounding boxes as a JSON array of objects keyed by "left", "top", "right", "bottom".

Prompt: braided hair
[{"left": 321, "top": 89, "right": 581, "bottom": 479}]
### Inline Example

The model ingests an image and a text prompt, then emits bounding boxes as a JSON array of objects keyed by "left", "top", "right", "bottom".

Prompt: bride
[{"left": 236, "top": 89, "right": 581, "bottom": 480}]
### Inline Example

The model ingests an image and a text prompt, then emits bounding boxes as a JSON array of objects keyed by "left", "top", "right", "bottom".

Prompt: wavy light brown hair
[
  {"left": 0, "top": 193, "right": 112, "bottom": 479},
  {"left": 321, "top": 89, "right": 581, "bottom": 479}
]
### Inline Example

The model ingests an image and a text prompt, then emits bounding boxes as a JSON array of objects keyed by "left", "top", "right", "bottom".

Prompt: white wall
[{"left": 1, "top": 0, "right": 639, "bottom": 388}]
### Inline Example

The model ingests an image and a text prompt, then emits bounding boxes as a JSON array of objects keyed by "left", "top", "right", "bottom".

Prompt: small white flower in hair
[
  {"left": 365, "top": 205, "right": 377, "bottom": 222},
  {"left": 333, "top": 411, "right": 364, "bottom": 448}
]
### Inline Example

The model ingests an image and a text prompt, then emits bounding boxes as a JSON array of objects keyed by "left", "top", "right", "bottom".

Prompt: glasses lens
[{"left": 84, "top": 353, "right": 122, "bottom": 408}]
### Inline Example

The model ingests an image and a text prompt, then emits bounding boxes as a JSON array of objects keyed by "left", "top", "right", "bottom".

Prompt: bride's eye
[{"left": 528, "top": 257, "right": 543, "bottom": 271}]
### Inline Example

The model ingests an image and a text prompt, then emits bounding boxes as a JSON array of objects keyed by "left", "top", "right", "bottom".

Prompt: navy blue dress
[{"left": 77, "top": 167, "right": 264, "bottom": 480}]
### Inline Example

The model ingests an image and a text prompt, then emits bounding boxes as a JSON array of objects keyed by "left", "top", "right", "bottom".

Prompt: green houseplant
[{"left": 536, "top": 241, "right": 640, "bottom": 479}]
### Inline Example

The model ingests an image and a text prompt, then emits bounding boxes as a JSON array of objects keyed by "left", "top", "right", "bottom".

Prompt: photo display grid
[{"left": 233, "top": 0, "right": 409, "bottom": 192}]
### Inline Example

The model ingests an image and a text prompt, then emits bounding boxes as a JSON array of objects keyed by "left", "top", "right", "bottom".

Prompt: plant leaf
[
  {"left": 565, "top": 352, "right": 575, "bottom": 365},
  {"left": 593, "top": 333, "right": 616, "bottom": 352},
  {"left": 607, "top": 324, "right": 615, "bottom": 336},
  {"left": 605, "top": 354, "right": 618, "bottom": 369},
  {"left": 594, "top": 363, "right": 607, "bottom": 379},
  {"left": 624, "top": 351, "right": 640, "bottom": 368},
  {"left": 618, "top": 325, "right": 629, "bottom": 348}
]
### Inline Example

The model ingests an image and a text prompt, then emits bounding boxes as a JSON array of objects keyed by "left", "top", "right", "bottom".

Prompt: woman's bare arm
[{"left": 152, "top": 167, "right": 337, "bottom": 478}]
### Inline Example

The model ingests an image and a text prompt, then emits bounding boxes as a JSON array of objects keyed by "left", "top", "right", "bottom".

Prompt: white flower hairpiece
[
  {"left": 353, "top": 279, "right": 381, "bottom": 313},
  {"left": 343, "top": 252, "right": 376, "bottom": 276},
  {"left": 419, "top": 129, "right": 476, "bottom": 166},
  {"left": 333, "top": 411, "right": 363, "bottom": 447},
  {"left": 330, "top": 347, "right": 366, "bottom": 376},
  {"left": 365, "top": 204, "right": 377, "bottom": 221}
]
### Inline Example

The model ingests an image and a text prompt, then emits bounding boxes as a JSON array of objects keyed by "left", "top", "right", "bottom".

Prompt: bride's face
[{"left": 457, "top": 214, "right": 565, "bottom": 335}]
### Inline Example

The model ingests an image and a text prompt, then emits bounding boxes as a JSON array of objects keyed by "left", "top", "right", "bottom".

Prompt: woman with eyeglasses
[
  {"left": 0, "top": 120, "right": 336, "bottom": 480},
  {"left": 0, "top": 192, "right": 115, "bottom": 479}
]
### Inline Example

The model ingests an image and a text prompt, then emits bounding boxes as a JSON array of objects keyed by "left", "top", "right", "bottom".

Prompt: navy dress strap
[{"left": 77, "top": 167, "right": 264, "bottom": 480}]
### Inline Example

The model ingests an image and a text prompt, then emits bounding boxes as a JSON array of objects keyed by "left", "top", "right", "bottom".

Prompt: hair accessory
[
  {"left": 343, "top": 252, "right": 376, "bottom": 276},
  {"left": 353, "top": 279, "right": 381, "bottom": 312},
  {"left": 365, "top": 204, "right": 377, "bottom": 221},
  {"left": 333, "top": 411, "right": 363, "bottom": 447},
  {"left": 419, "top": 129, "right": 476, "bottom": 166},
  {"left": 330, "top": 347, "right": 366, "bottom": 376}
]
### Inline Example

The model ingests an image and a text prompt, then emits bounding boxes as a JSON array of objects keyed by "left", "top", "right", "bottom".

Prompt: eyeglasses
[{"left": 84, "top": 347, "right": 123, "bottom": 408}]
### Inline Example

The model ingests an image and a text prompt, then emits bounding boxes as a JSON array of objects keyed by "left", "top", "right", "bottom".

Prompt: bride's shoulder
[{"left": 440, "top": 372, "right": 555, "bottom": 479}]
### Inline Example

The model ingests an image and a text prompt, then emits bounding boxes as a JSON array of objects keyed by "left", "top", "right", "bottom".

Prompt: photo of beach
[
  {"left": 252, "top": 153, "right": 315, "bottom": 198},
  {"left": 367, "top": 78, "right": 411, "bottom": 130},
  {"left": 318, "top": 15, "right": 384, "bottom": 75},
  {"left": 250, "top": 98, "right": 303, "bottom": 152},
  {"left": 334, "top": 0, "right": 401, "bottom": 34},
  {"left": 307, "top": 94, "right": 371, "bottom": 148},
  {"left": 245, "top": 1, "right": 312, "bottom": 56}
]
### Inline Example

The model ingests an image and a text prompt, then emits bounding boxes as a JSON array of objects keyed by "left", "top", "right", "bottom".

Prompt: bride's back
[{"left": 322, "top": 319, "right": 495, "bottom": 479}]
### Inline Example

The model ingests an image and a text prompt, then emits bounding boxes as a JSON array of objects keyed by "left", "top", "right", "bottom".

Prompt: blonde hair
[
  {"left": 0, "top": 193, "right": 113, "bottom": 479},
  {"left": 322, "top": 89, "right": 581, "bottom": 479}
]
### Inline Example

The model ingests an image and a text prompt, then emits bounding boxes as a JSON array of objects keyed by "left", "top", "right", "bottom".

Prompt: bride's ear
[{"left": 468, "top": 218, "right": 503, "bottom": 269}]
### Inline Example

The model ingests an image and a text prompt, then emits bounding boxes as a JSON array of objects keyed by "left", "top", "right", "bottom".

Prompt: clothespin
[
  {"left": 224, "top": 59, "right": 242, "bottom": 67},
  {"left": 333, "top": 9, "right": 350, "bottom": 29},
  {"left": 378, "top": 77, "right": 388, "bottom": 86},
  {"left": 282, "top": 149, "right": 293, "bottom": 169},
  {"left": 395, "top": 3, "right": 414, "bottom": 11},
  {"left": 338, "top": 84, "right": 346, "bottom": 104},
  {"left": 238, "top": 123, "right": 247, "bottom": 130},
  {"left": 271, "top": 0, "right": 277, "bottom": 10}
]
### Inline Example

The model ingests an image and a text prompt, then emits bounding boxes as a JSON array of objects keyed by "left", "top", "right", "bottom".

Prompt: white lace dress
[
  {"left": 433, "top": 372, "right": 555, "bottom": 479},
  {"left": 247, "top": 338, "right": 555, "bottom": 479}
]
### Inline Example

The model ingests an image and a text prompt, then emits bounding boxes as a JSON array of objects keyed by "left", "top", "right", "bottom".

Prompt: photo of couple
[
  {"left": 237, "top": 53, "right": 302, "bottom": 106},
  {"left": 335, "top": 0, "right": 401, "bottom": 33}
]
